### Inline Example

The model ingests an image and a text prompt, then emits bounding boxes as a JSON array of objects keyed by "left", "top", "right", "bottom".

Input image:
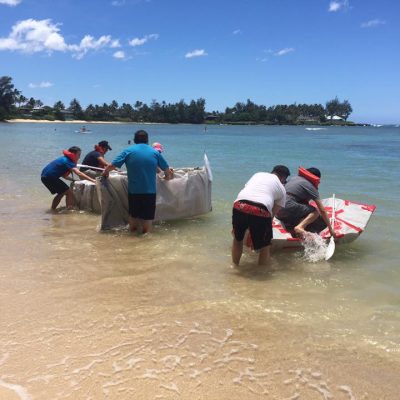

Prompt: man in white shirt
[{"left": 232, "top": 165, "right": 290, "bottom": 266}]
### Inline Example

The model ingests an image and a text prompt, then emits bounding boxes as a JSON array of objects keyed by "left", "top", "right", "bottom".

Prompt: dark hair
[
  {"left": 272, "top": 165, "right": 290, "bottom": 180},
  {"left": 134, "top": 130, "right": 149, "bottom": 144},
  {"left": 307, "top": 167, "right": 321, "bottom": 178},
  {"left": 68, "top": 146, "right": 81, "bottom": 153}
]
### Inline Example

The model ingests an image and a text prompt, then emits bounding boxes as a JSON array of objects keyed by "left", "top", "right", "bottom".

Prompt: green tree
[
  {"left": 69, "top": 98, "right": 84, "bottom": 120},
  {"left": 0, "top": 76, "right": 20, "bottom": 120},
  {"left": 325, "top": 97, "right": 341, "bottom": 120},
  {"left": 339, "top": 99, "right": 353, "bottom": 121},
  {"left": 53, "top": 101, "right": 65, "bottom": 121}
]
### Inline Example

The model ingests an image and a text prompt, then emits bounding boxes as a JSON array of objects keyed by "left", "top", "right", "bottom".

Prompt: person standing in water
[
  {"left": 102, "top": 130, "right": 173, "bottom": 235},
  {"left": 231, "top": 165, "right": 290, "bottom": 266},
  {"left": 41, "top": 146, "right": 96, "bottom": 211}
]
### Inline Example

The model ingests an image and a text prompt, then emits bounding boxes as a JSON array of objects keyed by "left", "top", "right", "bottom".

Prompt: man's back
[
  {"left": 236, "top": 172, "right": 286, "bottom": 213},
  {"left": 285, "top": 176, "right": 319, "bottom": 203},
  {"left": 112, "top": 144, "right": 169, "bottom": 194}
]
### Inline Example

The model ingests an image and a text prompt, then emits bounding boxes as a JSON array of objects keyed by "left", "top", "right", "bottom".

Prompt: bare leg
[
  {"left": 65, "top": 189, "right": 75, "bottom": 209},
  {"left": 128, "top": 217, "right": 139, "bottom": 233},
  {"left": 51, "top": 192, "right": 66, "bottom": 210},
  {"left": 232, "top": 238, "right": 243, "bottom": 266},
  {"left": 258, "top": 245, "right": 271, "bottom": 265},
  {"left": 142, "top": 220, "right": 153, "bottom": 234},
  {"left": 294, "top": 210, "right": 319, "bottom": 236}
]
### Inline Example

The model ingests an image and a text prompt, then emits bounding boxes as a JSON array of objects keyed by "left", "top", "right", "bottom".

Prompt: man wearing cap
[
  {"left": 232, "top": 165, "right": 290, "bottom": 266},
  {"left": 102, "top": 130, "right": 173, "bottom": 235},
  {"left": 80, "top": 140, "right": 112, "bottom": 175}
]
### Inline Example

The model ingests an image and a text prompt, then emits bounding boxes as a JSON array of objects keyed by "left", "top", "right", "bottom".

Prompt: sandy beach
[
  {"left": 1, "top": 122, "right": 399, "bottom": 399},
  {"left": 5, "top": 119, "right": 126, "bottom": 124}
]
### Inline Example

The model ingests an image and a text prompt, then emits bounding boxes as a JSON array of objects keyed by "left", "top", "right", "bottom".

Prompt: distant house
[
  {"left": 61, "top": 109, "right": 74, "bottom": 120},
  {"left": 297, "top": 115, "right": 320, "bottom": 123},
  {"left": 325, "top": 115, "right": 344, "bottom": 121}
]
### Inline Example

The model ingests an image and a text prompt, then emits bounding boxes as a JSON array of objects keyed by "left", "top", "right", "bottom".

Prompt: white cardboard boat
[
  {"left": 71, "top": 155, "right": 213, "bottom": 230},
  {"left": 269, "top": 197, "right": 376, "bottom": 249}
]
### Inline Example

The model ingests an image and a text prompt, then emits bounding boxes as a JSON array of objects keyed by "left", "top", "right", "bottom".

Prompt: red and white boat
[{"left": 269, "top": 197, "right": 376, "bottom": 249}]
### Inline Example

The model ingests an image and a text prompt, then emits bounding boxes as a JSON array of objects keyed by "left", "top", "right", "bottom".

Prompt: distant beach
[{"left": 5, "top": 119, "right": 126, "bottom": 124}]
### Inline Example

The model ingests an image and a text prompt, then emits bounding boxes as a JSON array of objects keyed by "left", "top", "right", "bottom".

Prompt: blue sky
[{"left": 1, "top": 0, "right": 399, "bottom": 123}]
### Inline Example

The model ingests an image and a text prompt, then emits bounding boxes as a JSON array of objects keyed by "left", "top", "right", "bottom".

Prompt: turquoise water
[{"left": 1, "top": 122, "right": 400, "bottom": 398}]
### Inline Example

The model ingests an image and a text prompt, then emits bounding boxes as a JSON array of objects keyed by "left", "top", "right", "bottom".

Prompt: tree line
[{"left": 1, "top": 76, "right": 353, "bottom": 124}]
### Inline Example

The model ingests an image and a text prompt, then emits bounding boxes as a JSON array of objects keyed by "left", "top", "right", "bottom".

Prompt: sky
[{"left": 1, "top": 0, "right": 399, "bottom": 123}]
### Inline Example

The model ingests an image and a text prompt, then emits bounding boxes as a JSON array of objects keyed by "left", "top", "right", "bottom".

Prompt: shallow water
[{"left": 0, "top": 122, "right": 399, "bottom": 399}]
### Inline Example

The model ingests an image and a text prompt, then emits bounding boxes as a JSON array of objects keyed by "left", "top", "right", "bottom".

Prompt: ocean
[{"left": 0, "top": 122, "right": 399, "bottom": 399}]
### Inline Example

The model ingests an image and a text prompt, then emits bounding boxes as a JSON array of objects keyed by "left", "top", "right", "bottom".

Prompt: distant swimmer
[
  {"left": 276, "top": 167, "right": 335, "bottom": 238},
  {"left": 102, "top": 130, "right": 173, "bottom": 235},
  {"left": 41, "top": 146, "right": 96, "bottom": 211},
  {"left": 80, "top": 140, "right": 112, "bottom": 175},
  {"left": 231, "top": 165, "right": 290, "bottom": 266}
]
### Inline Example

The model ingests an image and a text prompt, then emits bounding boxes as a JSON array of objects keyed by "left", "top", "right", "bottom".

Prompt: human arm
[
  {"left": 102, "top": 164, "right": 117, "bottom": 178},
  {"left": 272, "top": 203, "right": 281, "bottom": 218},
  {"left": 315, "top": 199, "right": 335, "bottom": 237},
  {"left": 163, "top": 167, "right": 173, "bottom": 180},
  {"left": 97, "top": 156, "right": 110, "bottom": 168},
  {"left": 272, "top": 188, "right": 286, "bottom": 218},
  {"left": 71, "top": 167, "right": 96, "bottom": 183}
]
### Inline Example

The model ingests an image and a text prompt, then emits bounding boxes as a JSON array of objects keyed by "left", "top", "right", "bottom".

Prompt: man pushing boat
[
  {"left": 41, "top": 146, "right": 96, "bottom": 211},
  {"left": 80, "top": 140, "right": 113, "bottom": 176},
  {"left": 231, "top": 165, "right": 290, "bottom": 266},
  {"left": 277, "top": 167, "right": 335, "bottom": 238},
  {"left": 102, "top": 130, "right": 173, "bottom": 235}
]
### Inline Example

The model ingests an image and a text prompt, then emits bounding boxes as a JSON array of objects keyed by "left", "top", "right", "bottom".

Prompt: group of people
[
  {"left": 231, "top": 165, "right": 335, "bottom": 266},
  {"left": 41, "top": 130, "right": 172, "bottom": 234},
  {"left": 41, "top": 129, "right": 335, "bottom": 265}
]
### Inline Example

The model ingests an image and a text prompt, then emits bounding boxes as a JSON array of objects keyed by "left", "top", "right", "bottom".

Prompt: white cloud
[
  {"left": 0, "top": 19, "right": 68, "bottom": 53},
  {"left": 329, "top": 1, "right": 341, "bottom": 12},
  {"left": 328, "top": 0, "right": 349, "bottom": 12},
  {"left": 361, "top": 19, "right": 386, "bottom": 28},
  {"left": 0, "top": 18, "right": 120, "bottom": 59},
  {"left": 71, "top": 35, "right": 115, "bottom": 59},
  {"left": 233, "top": 29, "right": 242, "bottom": 35},
  {"left": 274, "top": 47, "right": 294, "bottom": 56},
  {"left": 185, "top": 49, "right": 207, "bottom": 58},
  {"left": 111, "top": 0, "right": 125, "bottom": 5},
  {"left": 113, "top": 50, "right": 125, "bottom": 59},
  {"left": 110, "top": 39, "right": 121, "bottom": 48},
  {"left": 28, "top": 81, "right": 53, "bottom": 88},
  {"left": 0, "top": 0, "right": 21, "bottom": 5},
  {"left": 129, "top": 33, "right": 159, "bottom": 47}
]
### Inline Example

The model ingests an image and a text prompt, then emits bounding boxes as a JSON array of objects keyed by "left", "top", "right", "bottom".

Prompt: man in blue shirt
[
  {"left": 102, "top": 130, "right": 173, "bottom": 234},
  {"left": 41, "top": 146, "right": 96, "bottom": 211}
]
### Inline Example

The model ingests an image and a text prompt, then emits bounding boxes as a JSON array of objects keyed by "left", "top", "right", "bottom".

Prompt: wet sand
[{"left": 1, "top": 181, "right": 400, "bottom": 399}]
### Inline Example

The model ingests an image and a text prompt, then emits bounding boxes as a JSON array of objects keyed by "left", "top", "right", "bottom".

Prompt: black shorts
[
  {"left": 232, "top": 207, "right": 273, "bottom": 250},
  {"left": 128, "top": 193, "right": 156, "bottom": 220},
  {"left": 277, "top": 197, "right": 317, "bottom": 231},
  {"left": 41, "top": 176, "right": 69, "bottom": 195}
]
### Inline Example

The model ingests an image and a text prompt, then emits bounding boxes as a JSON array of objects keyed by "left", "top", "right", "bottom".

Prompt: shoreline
[
  {"left": 5, "top": 119, "right": 128, "bottom": 124},
  {"left": 3, "top": 118, "right": 368, "bottom": 126}
]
